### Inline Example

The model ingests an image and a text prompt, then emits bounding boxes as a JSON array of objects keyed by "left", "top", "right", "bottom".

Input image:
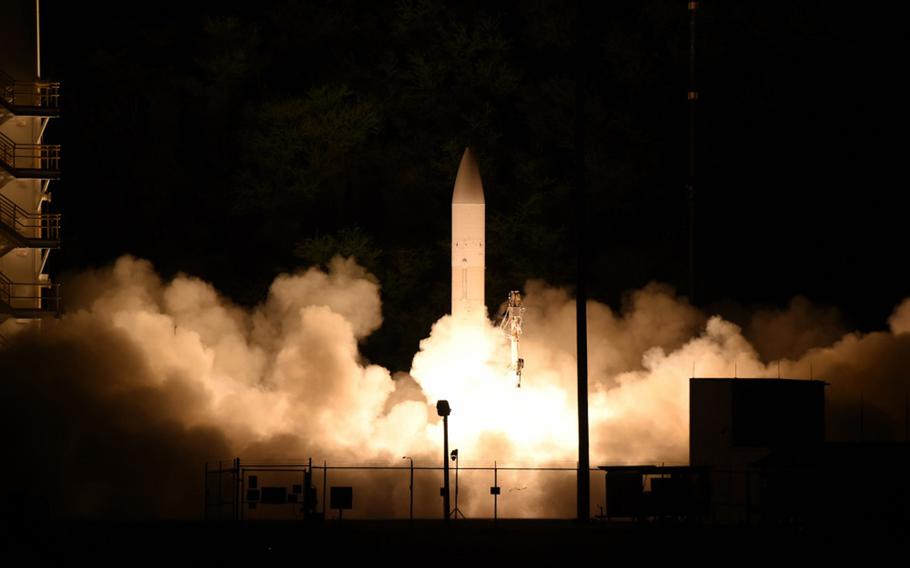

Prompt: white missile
[{"left": 451, "top": 148, "right": 485, "bottom": 321}]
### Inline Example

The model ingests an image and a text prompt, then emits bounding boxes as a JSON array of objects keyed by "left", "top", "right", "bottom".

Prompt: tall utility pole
[
  {"left": 575, "top": 0, "right": 590, "bottom": 522},
  {"left": 687, "top": 1, "right": 699, "bottom": 303}
]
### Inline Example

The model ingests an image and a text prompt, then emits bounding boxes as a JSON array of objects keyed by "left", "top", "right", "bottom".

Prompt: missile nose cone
[{"left": 452, "top": 147, "right": 485, "bottom": 204}]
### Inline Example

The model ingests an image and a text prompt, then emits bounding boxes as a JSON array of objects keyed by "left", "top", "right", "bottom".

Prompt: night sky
[{"left": 40, "top": 0, "right": 910, "bottom": 371}]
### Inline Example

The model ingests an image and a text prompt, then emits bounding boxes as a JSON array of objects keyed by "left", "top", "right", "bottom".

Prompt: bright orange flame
[{"left": 411, "top": 314, "right": 578, "bottom": 464}]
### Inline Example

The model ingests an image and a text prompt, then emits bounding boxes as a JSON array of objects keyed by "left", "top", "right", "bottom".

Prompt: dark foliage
[{"left": 41, "top": 1, "right": 910, "bottom": 370}]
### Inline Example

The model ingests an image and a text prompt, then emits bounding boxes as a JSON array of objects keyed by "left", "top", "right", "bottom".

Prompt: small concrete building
[
  {"left": 602, "top": 377, "right": 909, "bottom": 527},
  {"left": 689, "top": 377, "right": 826, "bottom": 523}
]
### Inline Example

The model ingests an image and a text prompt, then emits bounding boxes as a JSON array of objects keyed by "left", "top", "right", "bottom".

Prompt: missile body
[{"left": 451, "top": 148, "right": 485, "bottom": 320}]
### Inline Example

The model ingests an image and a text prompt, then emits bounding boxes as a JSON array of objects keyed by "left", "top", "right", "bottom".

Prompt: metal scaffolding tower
[{"left": 0, "top": 0, "right": 61, "bottom": 340}]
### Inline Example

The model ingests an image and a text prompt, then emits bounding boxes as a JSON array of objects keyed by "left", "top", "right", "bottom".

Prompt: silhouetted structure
[
  {"left": 575, "top": 5, "right": 590, "bottom": 521},
  {"left": 0, "top": 0, "right": 61, "bottom": 329},
  {"left": 598, "top": 465, "right": 709, "bottom": 521},
  {"left": 601, "top": 378, "right": 910, "bottom": 527},
  {"left": 687, "top": 0, "right": 698, "bottom": 303},
  {"left": 691, "top": 378, "right": 826, "bottom": 523}
]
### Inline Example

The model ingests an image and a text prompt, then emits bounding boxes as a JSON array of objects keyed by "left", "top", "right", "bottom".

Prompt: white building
[{"left": 1, "top": 0, "right": 61, "bottom": 340}]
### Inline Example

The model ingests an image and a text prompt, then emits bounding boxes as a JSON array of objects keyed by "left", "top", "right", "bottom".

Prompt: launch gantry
[{"left": 499, "top": 290, "right": 525, "bottom": 387}]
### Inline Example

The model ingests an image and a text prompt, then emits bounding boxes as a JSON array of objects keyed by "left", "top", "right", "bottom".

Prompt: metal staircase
[
  {"left": 0, "top": 193, "right": 59, "bottom": 254},
  {"left": 0, "top": 269, "right": 59, "bottom": 317},
  {"left": 0, "top": 131, "right": 60, "bottom": 179},
  {"left": 0, "top": 63, "right": 61, "bottom": 321},
  {"left": 0, "top": 70, "right": 60, "bottom": 118}
]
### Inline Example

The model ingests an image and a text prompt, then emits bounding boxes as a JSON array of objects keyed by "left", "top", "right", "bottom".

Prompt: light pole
[
  {"left": 436, "top": 400, "right": 451, "bottom": 522},
  {"left": 402, "top": 456, "right": 414, "bottom": 521},
  {"left": 451, "top": 449, "right": 464, "bottom": 519}
]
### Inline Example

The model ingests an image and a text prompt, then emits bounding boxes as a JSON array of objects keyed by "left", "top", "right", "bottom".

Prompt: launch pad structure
[
  {"left": 499, "top": 290, "right": 525, "bottom": 387},
  {"left": 0, "top": 0, "right": 61, "bottom": 340}
]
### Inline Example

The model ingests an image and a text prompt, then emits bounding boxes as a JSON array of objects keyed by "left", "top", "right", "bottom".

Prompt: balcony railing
[
  {"left": 0, "top": 270, "right": 59, "bottom": 315},
  {"left": 0, "top": 70, "right": 60, "bottom": 113},
  {"left": 0, "top": 193, "right": 60, "bottom": 243},
  {"left": 0, "top": 131, "right": 60, "bottom": 175}
]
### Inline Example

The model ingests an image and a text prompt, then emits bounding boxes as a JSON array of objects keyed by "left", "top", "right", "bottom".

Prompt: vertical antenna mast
[
  {"left": 36, "top": 0, "right": 42, "bottom": 79},
  {"left": 687, "top": 1, "right": 698, "bottom": 303}
]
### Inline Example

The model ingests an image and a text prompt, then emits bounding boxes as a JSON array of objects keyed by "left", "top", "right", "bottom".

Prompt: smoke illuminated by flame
[
  {"left": 412, "top": 314, "right": 577, "bottom": 464},
  {"left": 3, "top": 255, "right": 910, "bottom": 518}
]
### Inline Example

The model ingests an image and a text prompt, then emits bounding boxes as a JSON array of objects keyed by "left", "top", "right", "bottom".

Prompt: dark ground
[{"left": 5, "top": 519, "right": 906, "bottom": 561}]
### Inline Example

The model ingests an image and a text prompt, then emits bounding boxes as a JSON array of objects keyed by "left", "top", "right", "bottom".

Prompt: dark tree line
[{"left": 42, "top": 1, "right": 909, "bottom": 369}]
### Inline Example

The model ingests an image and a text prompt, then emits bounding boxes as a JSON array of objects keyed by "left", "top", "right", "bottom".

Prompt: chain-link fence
[{"left": 205, "top": 458, "right": 607, "bottom": 521}]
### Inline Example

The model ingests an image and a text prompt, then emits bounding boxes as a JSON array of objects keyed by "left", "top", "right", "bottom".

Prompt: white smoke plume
[{"left": 1, "top": 255, "right": 908, "bottom": 518}]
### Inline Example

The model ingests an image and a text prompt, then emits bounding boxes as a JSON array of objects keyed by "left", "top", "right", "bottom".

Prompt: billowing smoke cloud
[
  {"left": 746, "top": 296, "right": 845, "bottom": 361},
  {"left": 1, "top": 256, "right": 433, "bottom": 518},
  {"left": 2, "top": 256, "right": 908, "bottom": 519}
]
